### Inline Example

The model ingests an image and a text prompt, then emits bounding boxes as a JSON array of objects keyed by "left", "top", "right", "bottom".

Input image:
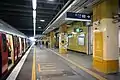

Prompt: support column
[
  {"left": 93, "top": 0, "right": 119, "bottom": 73},
  {"left": 46, "top": 33, "right": 50, "bottom": 48},
  {"left": 50, "top": 31, "right": 55, "bottom": 48},
  {"left": 59, "top": 24, "right": 68, "bottom": 54}
]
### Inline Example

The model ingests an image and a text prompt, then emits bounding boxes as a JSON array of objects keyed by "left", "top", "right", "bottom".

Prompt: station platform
[
  {"left": 6, "top": 45, "right": 120, "bottom": 80},
  {"left": 51, "top": 48, "right": 120, "bottom": 80}
]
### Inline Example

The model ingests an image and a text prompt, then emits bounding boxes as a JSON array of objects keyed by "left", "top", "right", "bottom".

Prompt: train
[{"left": 0, "top": 20, "right": 31, "bottom": 79}]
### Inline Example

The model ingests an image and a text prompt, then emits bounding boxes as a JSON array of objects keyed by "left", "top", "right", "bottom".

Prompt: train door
[
  {"left": 6, "top": 34, "right": 14, "bottom": 69},
  {"left": 21, "top": 38, "right": 24, "bottom": 53},
  {"left": 13, "top": 36, "right": 17, "bottom": 61},
  {"left": 24, "top": 38, "right": 26, "bottom": 52},
  {"left": 19, "top": 37, "right": 22, "bottom": 57},
  {"left": 0, "top": 33, "right": 8, "bottom": 76},
  {"left": 27, "top": 39, "right": 30, "bottom": 48},
  {"left": 25, "top": 39, "right": 27, "bottom": 49},
  {"left": 26, "top": 39, "right": 28, "bottom": 49},
  {"left": 17, "top": 37, "right": 20, "bottom": 58}
]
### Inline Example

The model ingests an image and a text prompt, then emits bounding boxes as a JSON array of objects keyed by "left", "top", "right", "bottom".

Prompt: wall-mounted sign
[
  {"left": 78, "top": 33, "right": 85, "bottom": 46},
  {"left": 65, "top": 12, "right": 91, "bottom": 22}
]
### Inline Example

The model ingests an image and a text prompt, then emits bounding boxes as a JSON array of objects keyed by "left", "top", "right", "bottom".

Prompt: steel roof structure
[{"left": 0, "top": 0, "right": 68, "bottom": 36}]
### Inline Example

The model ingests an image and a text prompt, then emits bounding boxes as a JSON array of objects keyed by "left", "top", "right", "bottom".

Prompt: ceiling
[
  {"left": 43, "top": 0, "right": 95, "bottom": 34},
  {"left": 0, "top": 0, "right": 68, "bottom": 37}
]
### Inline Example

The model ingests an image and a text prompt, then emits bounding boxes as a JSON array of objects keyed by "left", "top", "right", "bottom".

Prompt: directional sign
[{"left": 65, "top": 12, "right": 91, "bottom": 21}]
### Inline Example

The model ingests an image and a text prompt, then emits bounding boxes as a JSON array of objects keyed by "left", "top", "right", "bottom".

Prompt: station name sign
[{"left": 65, "top": 12, "right": 91, "bottom": 21}]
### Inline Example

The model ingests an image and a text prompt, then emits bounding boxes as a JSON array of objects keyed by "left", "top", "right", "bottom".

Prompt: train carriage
[
  {"left": 0, "top": 33, "right": 8, "bottom": 77},
  {"left": 0, "top": 20, "right": 31, "bottom": 79}
]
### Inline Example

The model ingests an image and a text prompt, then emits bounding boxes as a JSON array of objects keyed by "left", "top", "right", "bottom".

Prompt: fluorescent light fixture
[
  {"left": 33, "top": 10, "right": 36, "bottom": 37},
  {"left": 33, "top": 18, "right": 36, "bottom": 24},
  {"left": 33, "top": 16, "right": 36, "bottom": 37},
  {"left": 43, "top": 0, "right": 77, "bottom": 33},
  {"left": 33, "top": 10, "right": 36, "bottom": 19},
  {"left": 34, "top": 22, "right": 36, "bottom": 37},
  {"left": 48, "top": 0, "right": 54, "bottom": 1},
  {"left": 38, "top": 27, "right": 41, "bottom": 28},
  {"left": 32, "top": 0, "right": 37, "bottom": 10},
  {"left": 65, "top": 18, "right": 91, "bottom": 22},
  {"left": 40, "top": 20, "right": 45, "bottom": 22},
  {"left": 32, "top": 0, "right": 37, "bottom": 37}
]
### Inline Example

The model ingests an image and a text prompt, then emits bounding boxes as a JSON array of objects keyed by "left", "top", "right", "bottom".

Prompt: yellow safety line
[
  {"left": 38, "top": 64, "right": 41, "bottom": 72},
  {"left": 49, "top": 49, "right": 107, "bottom": 80},
  {"left": 32, "top": 47, "right": 36, "bottom": 80}
]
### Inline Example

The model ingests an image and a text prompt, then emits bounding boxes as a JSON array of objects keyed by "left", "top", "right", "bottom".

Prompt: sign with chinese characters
[{"left": 65, "top": 12, "right": 91, "bottom": 21}]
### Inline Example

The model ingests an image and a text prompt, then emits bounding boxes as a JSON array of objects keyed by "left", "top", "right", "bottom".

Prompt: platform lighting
[
  {"left": 32, "top": 0, "right": 37, "bottom": 10},
  {"left": 43, "top": 0, "right": 77, "bottom": 33},
  {"left": 38, "top": 27, "right": 41, "bottom": 28},
  {"left": 48, "top": 0, "right": 54, "bottom": 1},
  {"left": 32, "top": 0, "right": 37, "bottom": 37},
  {"left": 40, "top": 20, "right": 45, "bottom": 22},
  {"left": 33, "top": 10, "right": 36, "bottom": 19},
  {"left": 33, "top": 22, "right": 36, "bottom": 37}
]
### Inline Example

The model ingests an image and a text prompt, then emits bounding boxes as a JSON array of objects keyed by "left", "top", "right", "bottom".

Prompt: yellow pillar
[
  {"left": 50, "top": 31, "right": 55, "bottom": 48},
  {"left": 59, "top": 24, "right": 68, "bottom": 54},
  {"left": 93, "top": 0, "right": 119, "bottom": 74}
]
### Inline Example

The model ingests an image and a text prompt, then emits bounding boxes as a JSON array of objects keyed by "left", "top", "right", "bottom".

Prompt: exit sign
[{"left": 74, "top": 28, "right": 83, "bottom": 33}]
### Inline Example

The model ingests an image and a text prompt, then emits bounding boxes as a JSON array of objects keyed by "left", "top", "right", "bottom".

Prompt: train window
[
  {"left": 14, "top": 37, "right": 17, "bottom": 48},
  {"left": 17, "top": 38, "right": 20, "bottom": 46},
  {"left": 2, "top": 34, "right": 7, "bottom": 52}
]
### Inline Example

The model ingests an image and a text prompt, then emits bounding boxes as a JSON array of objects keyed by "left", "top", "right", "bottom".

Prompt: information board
[{"left": 66, "top": 12, "right": 91, "bottom": 21}]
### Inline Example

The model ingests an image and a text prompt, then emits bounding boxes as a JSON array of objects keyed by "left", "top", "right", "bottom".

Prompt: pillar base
[
  {"left": 93, "top": 57, "right": 119, "bottom": 74},
  {"left": 59, "top": 48, "right": 67, "bottom": 54}
]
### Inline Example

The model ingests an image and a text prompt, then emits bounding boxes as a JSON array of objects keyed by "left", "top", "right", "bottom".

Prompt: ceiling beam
[
  {"left": 0, "top": 13, "right": 32, "bottom": 17},
  {"left": 24, "top": 0, "right": 64, "bottom": 5},
  {"left": 0, "top": 2, "right": 60, "bottom": 11},
  {"left": 0, "top": 8, "right": 56, "bottom": 14},
  {"left": 0, "top": 16, "right": 53, "bottom": 21},
  {"left": 0, "top": 12, "right": 54, "bottom": 18},
  {"left": 3, "top": 17, "right": 51, "bottom": 21},
  {"left": 0, "top": 12, "right": 51, "bottom": 17},
  {"left": 18, "top": 28, "right": 43, "bottom": 31}
]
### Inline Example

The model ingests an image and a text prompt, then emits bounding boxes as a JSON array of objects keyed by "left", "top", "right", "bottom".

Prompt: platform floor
[
  {"left": 35, "top": 46, "right": 96, "bottom": 80},
  {"left": 51, "top": 48, "right": 120, "bottom": 80},
  {"left": 16, "top": 48, "right": 34, "bottom": 80},
  {"left": 7, "top": 45, "right": 120, "bottom": 80}
]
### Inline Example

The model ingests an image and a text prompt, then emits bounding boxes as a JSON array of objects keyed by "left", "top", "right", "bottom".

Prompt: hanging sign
[{"left": 65, "top": 12, "right": 91, "bottom": 21}]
